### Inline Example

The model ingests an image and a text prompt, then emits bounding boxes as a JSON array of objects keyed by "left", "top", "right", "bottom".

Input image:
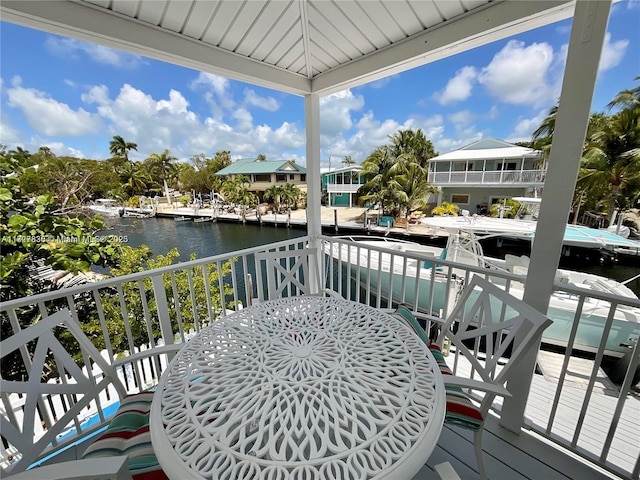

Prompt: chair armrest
[
  {"left": 443, "top": 376, "right": 511, "bottom": 397},
  {"left": 7, "top": 456, "right": 132, "bottom": 480},
  {"left": 322, "top": 288, "right": 344, "bottom": 299}
]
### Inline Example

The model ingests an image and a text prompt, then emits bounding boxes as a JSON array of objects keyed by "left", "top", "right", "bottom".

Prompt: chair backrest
[
  {"left": 1, "top": 310, "right": 128, "bottom": 475},
  {"left": 436, "top": 275, "right": 552, "bottom": 410},
  {"left": 254, "top": 248, "right": 322, "bottom": 302}
]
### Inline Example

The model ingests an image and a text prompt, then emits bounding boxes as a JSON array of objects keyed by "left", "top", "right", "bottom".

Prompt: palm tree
[
  {"left": 280, "top": 183, "right": 301, "bottom": 212},
  {"left": 264, "top": 185, "right": 284, "bottom": 213},
  {"left": 358, "top": 146, "right": 401, "bottom": 215},
  {"left": 109, "top": 135, "right": 138, "bottom": 162},
  {"left": 391, "top": 161, "right": 438, "bottom": 220},
  {"left": 120, "top": 161, "right": 151, "bottom": 196},
  {"left": 389, "top": 128, "right": 437, "bottom": 169},
  {"left": 221, "top": 175, "right": 255, "bottom": 223},
  {"left": 145, "top": 149, "right": 178, "bottom": 206},
  {"left": 342, "top": 155, "right": 356, "bottom": 166},
  {"left": 580, "top": 107, "right": 640, "bottom": 221},
  {"left": 533, "top": 79, "right": 640, "bottom": 223}
]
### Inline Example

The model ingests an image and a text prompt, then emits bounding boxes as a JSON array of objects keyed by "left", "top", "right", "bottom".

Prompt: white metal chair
[
  {"left": 392, "top": 275, "right": 552, "bottom": 480},
  {"left": 431, "top": 275, "right": 553, "bottom": 480},
  {"left": 253, "top": 247, "right": 325, "bottom": 303},
  {"left": 0, "top": 309, "right": 178, "bottom": 478}
]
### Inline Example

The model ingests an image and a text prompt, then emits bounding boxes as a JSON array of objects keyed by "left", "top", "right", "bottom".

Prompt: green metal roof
[{"left": 215, "top": 158, "right": 307, "bottom": 175}]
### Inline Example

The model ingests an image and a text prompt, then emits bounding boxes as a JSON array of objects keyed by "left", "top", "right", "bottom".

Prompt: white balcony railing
[
  {"left": 326, "top": 184, "right": 363, "bottom": 194},
  {"left": 428, "top": 169, "right": 546, "bottom": 185},
  {"left": 1, "top": 234, "right": 638, "bottom": 478}
]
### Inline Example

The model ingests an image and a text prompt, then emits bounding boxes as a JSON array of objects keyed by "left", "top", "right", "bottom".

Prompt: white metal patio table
[{"left": 150, "top": 296, "right": 445, "bottom": 479}]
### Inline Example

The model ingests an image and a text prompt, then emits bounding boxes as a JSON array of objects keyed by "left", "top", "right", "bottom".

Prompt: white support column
[
  {"left": 500, "top": 0, "right": 612, "bottom": 433},
  {"left": 305, "top": 94, "right": 322, "bottom": 241}
]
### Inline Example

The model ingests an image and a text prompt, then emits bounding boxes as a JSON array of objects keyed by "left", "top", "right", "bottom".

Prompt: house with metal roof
[
  {"left": 215, "top": 158, "right": 307, "bottom": 200},
  {"left": 321, "top": 166, "right": 364, "bottom": 207},
  {"left": 427, "top": 138, "right": 546, "bottom": 214}
]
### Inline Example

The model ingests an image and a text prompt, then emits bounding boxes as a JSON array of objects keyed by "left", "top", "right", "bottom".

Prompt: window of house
[
  {"left": 451, "top": 194, "right": 470, "bottom": 204},
  {"left": 497, "top": 162, "right": 517, "bottom": 170},
  {"left": 254, "top": 174, "right": 270, "bottom": 182},
  {"left": 453, "top": 162, "right": 468, "bottom": 171},
  {"left": 289, "top": 174, "right": 295, "bottom": 180},
  {"left": 276, "top": 174, "right": 287, "bottom": 182},
  {"left": 301, "top": 174, "right": 306, "bottom": 181}
]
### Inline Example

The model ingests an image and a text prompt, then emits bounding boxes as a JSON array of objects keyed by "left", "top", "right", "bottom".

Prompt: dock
[{"left": 154, "top": 205, "right": 448, "bottom": 241}]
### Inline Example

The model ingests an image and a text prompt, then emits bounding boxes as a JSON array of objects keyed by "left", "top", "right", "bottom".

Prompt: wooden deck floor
[
  {"left": 413, "top": 417, "right": 622, "bottom": 480},
  {"left": 412, "top": 351, "right": 638, "bottom": 480}
]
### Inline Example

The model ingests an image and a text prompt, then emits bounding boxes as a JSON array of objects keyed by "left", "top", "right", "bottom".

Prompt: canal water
[{"left": 105, "top": 217, "right": 640, "bottom": 297}]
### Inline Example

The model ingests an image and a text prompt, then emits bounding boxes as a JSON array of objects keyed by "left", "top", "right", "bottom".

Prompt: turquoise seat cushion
[
  {"left": 392, "top": 304, "right": 430, "bottom": 346},
  {"left": 82, "top": 392, "right": 167, "bottom": 480}
]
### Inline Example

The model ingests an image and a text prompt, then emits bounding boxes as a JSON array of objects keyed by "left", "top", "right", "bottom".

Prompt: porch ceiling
[{"left": 1, "top": 0, "right": 575, "bottom": 96}]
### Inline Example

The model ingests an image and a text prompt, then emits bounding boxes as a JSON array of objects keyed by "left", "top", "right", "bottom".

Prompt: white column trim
[{"left": 305, "top": 94, "right": 322, "bottom": 240}]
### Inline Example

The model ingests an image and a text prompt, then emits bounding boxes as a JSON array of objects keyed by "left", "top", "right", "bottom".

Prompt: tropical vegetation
[
  {"left": 357, "top": 128, "right": 439, "bottom": 218},
  {"left": 532, "top": 77, "right": 640, "bottom": 226}
]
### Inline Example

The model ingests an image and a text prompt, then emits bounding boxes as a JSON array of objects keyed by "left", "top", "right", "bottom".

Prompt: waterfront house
[
  {"left": 2, "top": 1, "right": 637, "bottom": 479},
  {"left": 428, "top": 138, "right": 546, "bottom": 214},
  {"left": 214, "top": 157, "right": 307, "bottom": 201},
  {"left": 321, "top": 165, "right": 364, "bottom": 207}
]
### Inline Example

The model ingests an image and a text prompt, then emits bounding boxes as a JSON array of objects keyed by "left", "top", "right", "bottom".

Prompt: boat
[
  {"left": 174, "top": 216, "right": 189, "bottom": 222},
  {"left": 87, "top": 199, "right": 123, "bottom": 217},
  {"left": 326, "top": 235, "right": 640, "bottom": 358},
  {"left": 193, "top": 216, "right": 215, "bottom": 223}
]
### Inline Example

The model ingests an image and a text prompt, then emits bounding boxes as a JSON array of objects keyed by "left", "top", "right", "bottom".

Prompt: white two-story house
[
  {"left": 321, "top": 166, "right": 364, "bottom": 207},
  {"left": 428, "top": 138, "right": 545, "bottom": 214}
]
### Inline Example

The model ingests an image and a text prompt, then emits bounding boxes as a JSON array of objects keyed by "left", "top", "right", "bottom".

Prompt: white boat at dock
[
  {"left": 87, "top": 199, "right": 123, "bottom": 217},
  {"left": 327, "top": 235, "right": 640, "bottom": 358}
]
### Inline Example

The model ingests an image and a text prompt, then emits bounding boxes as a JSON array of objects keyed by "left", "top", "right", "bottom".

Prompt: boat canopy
[{"left": 421, "top": 216, "right": 640, "bottom": 250}]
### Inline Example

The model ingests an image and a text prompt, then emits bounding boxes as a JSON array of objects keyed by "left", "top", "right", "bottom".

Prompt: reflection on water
[
  {"left": 104, "top": 217, "right": 639, "bottom": 297},
  {"left": 106, "top": 217, "right": 306, "bottom": 259}
]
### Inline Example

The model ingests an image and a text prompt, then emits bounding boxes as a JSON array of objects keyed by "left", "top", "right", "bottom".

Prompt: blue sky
[{"left": 1, "top": 1, "right": 638, "bottom": 168}]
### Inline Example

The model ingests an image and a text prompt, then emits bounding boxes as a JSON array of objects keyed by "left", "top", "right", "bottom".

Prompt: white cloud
[
  {"left": 77, "top": 82, "right": 305, "bottom": 162},
  {"left": 0, "top": 119, "right": 22, "bottom": 147},
  {"left": 478, "top": 40, "right": 555, "bottom": 106},
  {"left": 190, "top": 72, "right": 235, "bottom": 117},
  {"left": 366, "top": 74, "right": 400, "bottom": 89},
  {"left": 243, "top": 89, "right": 279, "bottom": 111},
  {"left": 191, "top": 72, "right": 229, "bottom": 96},
  {"left": 508, "top": 109, "right": 549, "bottom": 142},
  {"left": 6, "top": 77, "right": 102, "bottom": 136},
  {"left": 44, "top": 37, "right": 144, "bottom": 69},
  {"left": 319, "top": 89, "right": 365, "bottom": 137},
  {"left": 435, "top": 66, "right": 477, "bottom": 105},
  {"left": 599, "top": 32, "right": 629, "bottom": 71},
  {"left": 448, "top": 110, "right": 474, "bottom": 126}
]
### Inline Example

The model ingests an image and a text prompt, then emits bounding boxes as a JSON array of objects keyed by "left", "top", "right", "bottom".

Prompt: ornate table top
[{"left": 150, "top": 296, "right": 445, "bottom": 479}]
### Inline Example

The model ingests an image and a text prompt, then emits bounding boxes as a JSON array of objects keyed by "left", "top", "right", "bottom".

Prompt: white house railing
[
  {"left": 1, "top": 234, "right": 638, "bottom": 478},
  {"left": 326, "top": 184, "right": 362, "bottom": 194},
  {"left": 428, "top": 169, "right": 546, "bottom": 185}
]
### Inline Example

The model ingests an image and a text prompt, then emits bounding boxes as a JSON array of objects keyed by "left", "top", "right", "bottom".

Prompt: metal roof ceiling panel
[
  {"left": 1, "top": 0, "right": 575, "bottom": 95},
  {"left": 160, "top": 0, "right": 193, "bottom": 33},
  {"left": 138, "top": 0, "right": 167, "bottom": 26}
]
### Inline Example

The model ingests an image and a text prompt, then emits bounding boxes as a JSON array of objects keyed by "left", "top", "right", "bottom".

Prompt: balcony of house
[
  {"left": 428, "top": 169, "right": 546, "bottom": 186},
  {"left": 1, "top": 235, "right": 637, "bottom": 480},
  {"left": 326, "top": 183, "right": 362, "bottom": 194}
]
